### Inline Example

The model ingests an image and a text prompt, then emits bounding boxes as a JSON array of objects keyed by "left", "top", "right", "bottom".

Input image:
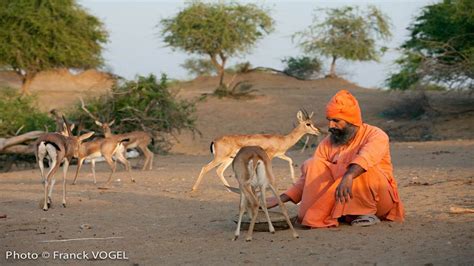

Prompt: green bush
[
  {"left": 282, "top": 56, "right": 322, "bottom": 79},
  {"left": 0, "top": 88, "right": 54, "bottom": 137},
  {"left": 181, "top": 58, "right": 216, "bottom": 77},
  {"left": 69, "top": 74, "right": 197, "bottom": 153}
]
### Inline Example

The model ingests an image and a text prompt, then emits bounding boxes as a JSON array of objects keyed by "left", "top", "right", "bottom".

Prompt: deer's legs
[
  {"left": 91, "top": 159, "right": 97, "bottom": 184},
  {"left": 259, "top": 186, "right": 275, "bottom": 234},
  {"left": 43, "top": 157, "right": 60, "bottom": 211},
  {"left": 38, "top": 158, "right": 46, "bottom": 184},
  {"left": 192, "top": 159, "right": 222, "bottom": 191},
  {"left": 104, "top": 154, "right": 117, "bottom": 185},
  {"left": 268, "top": 183, "right": 299, "bottom": 238},
  {"left": 216, "top": 158, "right": 233, "bottom": 188},
  {"left": 62, "top": 159, "right": 69, "bottom": 207},
  {"left": 72, "top": 158, "right": 85, "bottom": 185},
  {"left": 115, "top": 150, "right": 134, "bottom": 183},
  {"left": 233, "top": 192, "right": 246, "bottom": 241},
  {"left": 242, "top": 185, "right": 259, "bottom": 242},
  {"left": 276, "top": 154, "right": 295, "bottom": 183},
  {"left": 139, "top": 145, "right": 154, "bottom": 171}
]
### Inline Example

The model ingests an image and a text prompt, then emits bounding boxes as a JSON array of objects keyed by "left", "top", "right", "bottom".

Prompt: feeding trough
[{"left": 232, "top": 205, "right": 298, "bottom": 232}]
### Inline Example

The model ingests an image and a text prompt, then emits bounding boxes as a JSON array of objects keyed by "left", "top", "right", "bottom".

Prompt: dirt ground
[
  {"left": 0, "top": 141, "right": 473, "bottom": 265},
  {"left": 0, "top": 72, "right": 473, "bottom": 265}
]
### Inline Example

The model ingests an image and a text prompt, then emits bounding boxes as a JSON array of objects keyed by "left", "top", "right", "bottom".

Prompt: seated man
[{"left": 267, "top": 90, "right": 404, "bottom": 227}]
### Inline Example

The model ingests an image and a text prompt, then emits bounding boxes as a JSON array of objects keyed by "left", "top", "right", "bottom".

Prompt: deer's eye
[{"left": 306, "top": 123, "right": 311, "bottom": 126}]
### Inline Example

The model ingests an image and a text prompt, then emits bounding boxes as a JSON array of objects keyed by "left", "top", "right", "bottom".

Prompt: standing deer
[
  {"left": 55, "top": 118, "right": 132, "bottom": 185},
  {"left": 228, "top": 146, "right": 299, "bottom": 241},
  {"left": 192, "top": 110, "right": 320, "bottom": 191},
  {"left": 71, "top": 136, "right": 131, "bottom": 185},
  {"left": 80, "top": 98, "right": 154, "bottom": 171},
  {"left": 35, "top": 117, "right": 94, "bottom": 211}
]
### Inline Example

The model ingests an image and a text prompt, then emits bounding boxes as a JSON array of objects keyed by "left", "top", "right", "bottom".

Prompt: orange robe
[{"left": 285, "top": 123, "right": 405, "bottom": 228}]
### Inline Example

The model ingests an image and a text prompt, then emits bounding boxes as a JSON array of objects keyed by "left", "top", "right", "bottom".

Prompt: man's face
[{"left": 327, "top": 117, "right": 357, "bottom": 145}]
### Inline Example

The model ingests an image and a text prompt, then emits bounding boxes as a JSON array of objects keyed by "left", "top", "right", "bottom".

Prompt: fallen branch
[
  {"left": 0, "top": 131, "right": 44, "bottom": 152},
  {"left": 2, "top": 144, "right": 35, "bottom": 154},
  {"left": 449, "top": 206, "right": 474, "bottom": 214}
]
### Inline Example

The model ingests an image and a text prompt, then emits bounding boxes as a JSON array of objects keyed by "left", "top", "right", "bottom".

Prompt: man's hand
[
  {"left": 335, "top": 176, "right": 353, "bottom": 203},
  {"left": 335, "top": 163, "right": 366, "bottom": 203},
  {"left": 266, "top": 194, "right": 291, "bottom": 209}
]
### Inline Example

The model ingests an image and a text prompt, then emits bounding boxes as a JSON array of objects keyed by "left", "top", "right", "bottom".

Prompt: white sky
[{"left": 79, "top": 0, "right": 435, "bottom": 88}]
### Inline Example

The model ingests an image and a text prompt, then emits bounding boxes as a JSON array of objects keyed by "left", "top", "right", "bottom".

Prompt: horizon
[{"left": 79, "top": 0, "right": 434, "bottom": 88}]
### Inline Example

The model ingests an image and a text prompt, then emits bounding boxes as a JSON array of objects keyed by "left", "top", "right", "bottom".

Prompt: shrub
[
  {"left": 0, "top": 88, "right": 54, "bottom": 136},
  {"left": 226, "top": 61, "right": 253, "bottom": 74},
  {"left": 282, "top": 56, "right": 322, "bottom": 79},
  {"left": 181, "top": 58, "right": 216, "bottom": 77},
  {"left": 69, "top": 74, "right": 197, "bottom": 153},
  {"left": 380, "top": 92, "right": 432, "bottom": 120}
]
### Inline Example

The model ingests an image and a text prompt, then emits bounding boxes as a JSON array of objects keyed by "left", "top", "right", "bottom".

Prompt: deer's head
[
  {"left": 94, "top": 119, "right": 114, "bottom": 136},
  {"left": 62, "top": 116, "right": 94, "bottom": 157},
  {"left": 296, "top": 109, "right": 320, "bottom": 136}
]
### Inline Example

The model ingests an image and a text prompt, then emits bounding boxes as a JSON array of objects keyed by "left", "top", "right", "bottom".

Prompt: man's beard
[{"left": 329, "top": 124, "right": 357, "bottom": 145}]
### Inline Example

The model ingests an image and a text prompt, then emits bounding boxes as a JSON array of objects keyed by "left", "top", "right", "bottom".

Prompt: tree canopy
[
  {"left": 160, "top": 1, "right": 274, "bottom": 93},
  {"left": 387, "top": 0, "right": 474, "bottom": 90},
  {"left": 295, "top": 6, "right": 391, "bottom": 77},
  {"left": 0, "top": 0, "right": 108, "bottom": 94}
]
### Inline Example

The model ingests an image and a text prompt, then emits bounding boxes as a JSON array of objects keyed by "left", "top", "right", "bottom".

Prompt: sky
[{"left": 78, "top": 0, "right": 435, "bottom": 89}]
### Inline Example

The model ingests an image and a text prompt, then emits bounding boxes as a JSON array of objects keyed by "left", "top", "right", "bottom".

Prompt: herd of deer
[{"left": 35, "top": 107, "right": 320, "bottom": 241}]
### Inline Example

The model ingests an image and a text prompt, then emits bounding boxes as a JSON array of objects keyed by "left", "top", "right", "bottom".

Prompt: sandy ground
[{"left": 0, "top": 140, "right": 473, "bottom": 265}]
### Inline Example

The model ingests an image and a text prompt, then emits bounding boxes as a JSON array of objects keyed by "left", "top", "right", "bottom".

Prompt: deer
[
  {"left": 227, "top": 146, "right": 299, "bottom": 241},
  {"left": 52, "top": 111, "right": 132, "bottom": 185},
  {"left": 71, "top": 133, "right": 131, "bottom": 186},
  {"left": 192, "top": 110, "right": 320, "bottom": 191},
  {"left": 80, "top": 98, "right": 154, "bottom": 171},
  {"left": 35, "top": 116, "right": 94, "bottom": 211}
]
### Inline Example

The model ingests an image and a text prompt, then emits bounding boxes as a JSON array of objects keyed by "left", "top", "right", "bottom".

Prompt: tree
[
  {"left": 295, "top": 6, "right": 391, "bottom": 77},
  {"left": 160, "top": 1, "right": 274, "bottom": 92},
  {"left": 0, "top": 0, "right": 108, "bottom": 94},
  {"left": 387, "top": 0, "right": 474, "bottom": 90}
]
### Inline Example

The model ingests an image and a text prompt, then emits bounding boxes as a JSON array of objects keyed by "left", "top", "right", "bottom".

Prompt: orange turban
[{"left": 326, "top": 90, "right": 363, "bottom": 126}]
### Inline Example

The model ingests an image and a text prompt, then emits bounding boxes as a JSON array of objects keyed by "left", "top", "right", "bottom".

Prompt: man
[{"left": 267, "top": 90, "right": 404, "bottom": 227}]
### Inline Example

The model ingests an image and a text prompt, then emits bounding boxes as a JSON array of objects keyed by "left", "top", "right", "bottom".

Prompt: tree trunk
[
  {"left": 218, "top": 66, "right": 225, "bottom": 87},
  {"left": 20, "top": 72, "right": 35, "bottom": 95},
  {"left": 209, "top": 53, "right": 227, "bottom": 90},
  {"left": 218, "top": 53, "right": 227, "bottom": 88},
  {"left": 328, "top": 56, "right": 337, "bottom": 78},
  {"left": 0, "top": 131, "right": 45, "bottom": 152}
]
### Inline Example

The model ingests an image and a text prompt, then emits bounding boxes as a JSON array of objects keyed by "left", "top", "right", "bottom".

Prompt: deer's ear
[
  {"left": 109, "top": 120, "right": 115, "bottom": 126},
  {"left": 79, "top": 131, "right": 94, "bottom": 141},
  {"left": 297, "top": 111, "right": 303, "bottom": 122},
  {"left": 95, "top": 121, "right": 103, "bottom": 127},
  {"left": 70, "top": 123, "right": 75, "bottom": 131}
]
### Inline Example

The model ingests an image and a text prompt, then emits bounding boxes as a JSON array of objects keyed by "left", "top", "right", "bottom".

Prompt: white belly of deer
[
  {"left": 86, "top": 151, "right": 102, "bottom": 160},
  {"left": 126, "top": 142, "right": 138, "bottom": 149}
]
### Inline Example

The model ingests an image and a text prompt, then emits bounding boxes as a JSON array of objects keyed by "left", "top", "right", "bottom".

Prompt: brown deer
[
  {"left": 80, "top": 98, "right": 154, "bottom": 171},
  {"left": 72, "top": 137, "right": 132, "bottom": 185},
  {"left": 58, "top": 122, "right": 133, "bottom": 185},
  {"left": 192, "top": 110, "right": 320, "bottom": 191},
  {"left": 35, "top": 117, "right": 94, "bottom": 211},
  {"left": 228, "top": 146, "right": 299, "bottom": 241}
]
